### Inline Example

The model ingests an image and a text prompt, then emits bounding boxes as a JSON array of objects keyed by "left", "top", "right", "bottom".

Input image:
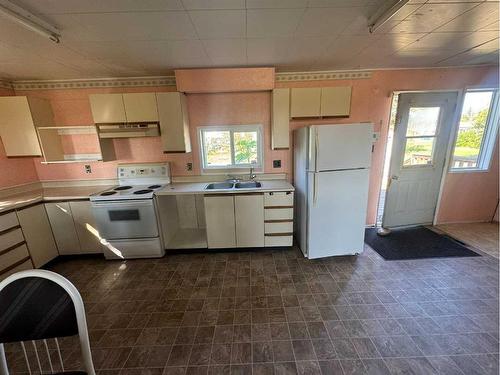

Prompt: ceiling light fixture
[
  {"left": 0, "top": 0, "right": 61, "bottom": 43},
  {"left": 368, "top": 0, "right": 410, "bottom": 34}
]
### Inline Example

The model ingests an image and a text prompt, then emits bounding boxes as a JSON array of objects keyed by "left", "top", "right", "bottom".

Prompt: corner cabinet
[
  {"left": 156, "top": 92, "right": 192, "bottom": 153},
  {"left": 45, "top": 200, "right": 102, "bottom": 255},
  {"left": 0, "top": 96, "right": 55, "bottom": 156},
  {"left": 271, "top": 89, "right": 290, "bottom": 150},
  {"left": 290, "top": 87, "right": 351, "bottom": 118},
  {"left": 16, "top": 204, "right": 58, "bottom": 268}
]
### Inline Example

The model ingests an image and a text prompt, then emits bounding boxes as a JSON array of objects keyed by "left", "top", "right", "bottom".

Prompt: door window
[{"left": 403, "top": 107, "right": 441, "bottom": 167}]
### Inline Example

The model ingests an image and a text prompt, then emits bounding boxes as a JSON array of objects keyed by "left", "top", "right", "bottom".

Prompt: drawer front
[
  {"left": 265, "top": 221, "right": 293, "bottom": 234},
  {"left": 265, "top": 235, "right": 293, "bottom": 247},
  {"left": 0, "top": 228, "right": 24, "bottom": 251},
  {"left": 264, "top": 191, "right": 294, "bottom": 207},
  {"left": 0, "top": 244, "right": 30, "bottom": 273},
  {"left": 0, "top": 258, "right": 32, "bottom": 281},
  {"left": 0, "top": 212, "right": 19, "bottom": 232},
  {"left": 264, "top": 208, "right": 293, "bottom": 220}
]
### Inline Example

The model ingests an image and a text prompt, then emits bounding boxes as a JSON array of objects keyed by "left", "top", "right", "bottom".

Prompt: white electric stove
[{"left": 90, "top": 163, "right": 170, "bottom": 260}]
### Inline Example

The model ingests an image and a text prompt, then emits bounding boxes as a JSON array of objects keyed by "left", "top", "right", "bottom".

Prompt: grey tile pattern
[{"left": 3, "top": 244, "right": 499, "bottom": 374}]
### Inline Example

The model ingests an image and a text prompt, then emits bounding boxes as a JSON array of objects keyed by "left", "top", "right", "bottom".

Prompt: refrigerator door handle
[
  {"left": 314, "top": 130, "right": 319, "bottom": 172},
  {"left": 313, "top": 173, "right": 318, "bottom": 206}
]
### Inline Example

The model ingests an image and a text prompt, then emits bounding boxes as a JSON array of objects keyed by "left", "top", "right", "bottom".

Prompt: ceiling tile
[
  {"left": 408, "top": 31, "right": 499, "bottom": 52},
  {"left": 246, "top": 38, "right": 290, "bottom": 65},
  {"left": 389, "top": 2, "right": 480, "bottom": 34},
  {"left": 247, "top": 9, "right": 305, "bottom": 38},
  {"left": 246, "top": 0, "right": 307, "bottom": 8},
  {"left": 189, "top": 10, "right": 246, "bottom": 38},
  {"left": 50, "top": 12, "right": 197, "bottom": 42},
  {"left": 283, "top": 36, "right": 334, "bottom": 67},
  {"left": 181, "top": 0, "right": 245, "bottom": 10},
  {"left": 439, "top": 48, "right": 499, "bottom": 66},
  {"left": 16, "top": 0, "right": 184, "bottom": 14},
  {"left": 436, "top": 2, "right": 499, "bottom": 32},
  {"left": 307, "top": 0, "right": 377, "bottom": 7},
  {"left": 295, "top": 7, "right": 360, "bottom": 37},
  {"left": 202, "top": 39, "right": 247, "bottom": 66}
]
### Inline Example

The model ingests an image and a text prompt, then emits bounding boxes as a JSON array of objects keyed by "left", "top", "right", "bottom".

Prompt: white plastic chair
[{"left": 0, "top": 270, "right": 95, "bottom": 375}]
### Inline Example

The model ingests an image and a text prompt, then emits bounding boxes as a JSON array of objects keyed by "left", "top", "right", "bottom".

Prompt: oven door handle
[{"left": 91, "top": 200, "right": 154, "bottom": 208}]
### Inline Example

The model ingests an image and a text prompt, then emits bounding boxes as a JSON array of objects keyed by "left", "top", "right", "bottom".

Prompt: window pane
[
  {"left": 452, "top": 91, "right": 493, "bottom": 169},
  {"left": 203, "top": 130, "right": 231, "bottom": 166},
  {"left": 403, "top": 137, "right": 435, "bottom": 166},
  {"left": 406, "top": 107, "right": 440, "bottom": 136},
  {"left": 234, "top": 131, "right": 258, "bottom": 165}
]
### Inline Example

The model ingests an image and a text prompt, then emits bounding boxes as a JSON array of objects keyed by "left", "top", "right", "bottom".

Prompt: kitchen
[{"left": 0, "top": 1, "right": 499, "bottom": 374}]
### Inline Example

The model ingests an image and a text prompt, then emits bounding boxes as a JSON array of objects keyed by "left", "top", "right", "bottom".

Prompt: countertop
[
  {"left": 156, "top": 179, "right": 294, "bottom": 195},
  {"left": 0, "top": 179, "right": 294, "bottom": 214},
  {"left": 0, "top": 185, "right": 112, "bottom": 213}
]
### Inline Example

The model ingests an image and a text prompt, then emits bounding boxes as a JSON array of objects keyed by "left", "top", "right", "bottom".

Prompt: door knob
[{"left": 391, "top": 175, "right": 399, "bottom": 180}]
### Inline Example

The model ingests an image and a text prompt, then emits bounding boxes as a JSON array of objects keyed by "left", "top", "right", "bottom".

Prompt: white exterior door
[{"left": 383, "top": 92, "right": 458, "bottom": 228}]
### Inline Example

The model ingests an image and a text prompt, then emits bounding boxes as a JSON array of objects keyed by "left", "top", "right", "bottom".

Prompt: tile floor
[
  {"left": 436, "top": 223, "right": 499, "bottom": 259},
  {"left": 4, "top": 244, "right": 500, "bottom": 375}
]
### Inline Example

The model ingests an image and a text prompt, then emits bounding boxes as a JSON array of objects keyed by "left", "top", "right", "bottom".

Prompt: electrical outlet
[
  {"left": 273, "top": 160, "right": 281, "bottom": 168},
  {"left": 84, "top": 165, "right": 92, "bottom": 174},
  {"left": 186, "top": 162, "right": 193, "bottom": 171}
]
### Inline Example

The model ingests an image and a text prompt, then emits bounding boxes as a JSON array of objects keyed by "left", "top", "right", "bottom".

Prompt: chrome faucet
[{"left": 249, "top": 167, "right": 256, "bottom": 180}]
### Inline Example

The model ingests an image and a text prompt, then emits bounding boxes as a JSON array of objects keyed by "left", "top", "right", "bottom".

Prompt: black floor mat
[{"left": 364, "top": 226, "right": 480, "bottom": 260}]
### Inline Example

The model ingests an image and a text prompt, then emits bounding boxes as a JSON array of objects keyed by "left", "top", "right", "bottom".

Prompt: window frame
[
  {"left": 449, "top": 88, "right": 499, "bottom": 173},
  {"left": 198, "top": 124, "right": 264, "bottom": 173}
]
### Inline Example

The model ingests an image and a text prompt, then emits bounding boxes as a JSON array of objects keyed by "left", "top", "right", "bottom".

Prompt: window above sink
[{"left": 198, "top": 124, "right": 263, "bottom": 174}]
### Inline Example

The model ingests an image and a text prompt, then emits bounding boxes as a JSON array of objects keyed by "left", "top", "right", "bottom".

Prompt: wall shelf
[{"left": 36, "top": 125, "right": 116, "bottom": 164}]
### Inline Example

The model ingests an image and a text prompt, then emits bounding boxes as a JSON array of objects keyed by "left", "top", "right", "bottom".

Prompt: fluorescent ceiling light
[
  {"left": 368, "top": 0, "right": 410, "bottom": 33},
  {"left": 0, "top": 0, "right": 61, "bottom": 43}
]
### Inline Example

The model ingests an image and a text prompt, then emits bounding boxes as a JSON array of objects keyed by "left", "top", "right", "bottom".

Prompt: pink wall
[
  {"left": 436, "top": 143, "right": 499, "bottom": 223},
  {"left": 0, "top": 87, "right": 39, "bottom": 188},
  {"left": 12, "top": 65, "right": 499, "bottom": 224}
]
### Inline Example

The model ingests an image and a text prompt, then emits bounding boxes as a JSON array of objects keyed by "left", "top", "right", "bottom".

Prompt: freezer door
[
  {"left": 307, "top": 169, "right": 370, "bottom": 259},
  {"left": 310, "top": 123, "right": 373, "bottom": 171}
]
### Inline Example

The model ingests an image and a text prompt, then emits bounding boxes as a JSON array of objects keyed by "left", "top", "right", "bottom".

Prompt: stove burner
[
  {"left": 100, "top": 191, "right": 117, "bottom": 196},
  {"left": 133, "top": 189, "right": 153, "bottom": 195},
  {"left": 114, "top": 186, "right": 133, "bottom": 191},
  {"left": 148, "top": 185, "right": 162, "bottom": 189}
]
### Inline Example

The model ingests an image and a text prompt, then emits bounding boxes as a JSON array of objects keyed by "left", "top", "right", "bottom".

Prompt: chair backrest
[{"left": 0, "top": 270, "right": 95, "bottom": 375}]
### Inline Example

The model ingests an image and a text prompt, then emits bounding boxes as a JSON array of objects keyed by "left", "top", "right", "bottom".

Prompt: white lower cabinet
[
  {"left": 45, "top": 202, "right": 81, "bottom": 255},
  {"left": 45, "top": 201, "right": 102, "bottom": 255},
  {"left": 235, "top": 194, "right": 264, "bottom": 247},
  {"left": 70, "top": 201, "right": 102, "bottom": 253},
  {"left": 204, "top": 195, "right": 236, "bottom": 248},
  {"left": 16, "top": 204, "right": 58, "bottom": 268}
]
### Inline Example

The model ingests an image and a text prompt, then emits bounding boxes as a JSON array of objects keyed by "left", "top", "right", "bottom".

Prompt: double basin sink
[{"left": 205, "top": 181, "right": 262, "bottom": 190}]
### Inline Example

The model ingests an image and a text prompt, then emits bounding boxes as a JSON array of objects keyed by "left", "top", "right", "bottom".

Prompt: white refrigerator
[{"left": 294, "top": 123, "right": 373, "bottom": 259}]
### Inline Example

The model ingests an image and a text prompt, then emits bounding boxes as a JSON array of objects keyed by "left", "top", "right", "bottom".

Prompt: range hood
[{"left": 96, "top": 123, "right": 160, "bottom": 139}]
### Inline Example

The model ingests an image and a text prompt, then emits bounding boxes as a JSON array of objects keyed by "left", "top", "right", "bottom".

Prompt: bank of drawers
[
  {"left": 264, "top": 191, "right": 293, "bottom": 247},
  {"left": 0, "top": 210, "right": 33, "bottom": 281}
]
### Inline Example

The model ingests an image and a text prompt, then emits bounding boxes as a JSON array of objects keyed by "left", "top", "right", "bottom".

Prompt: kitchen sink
[
  {"left": 235, "top": 181, "right": 262, "bottom": 189},
  {"left": 205, "top": 182, "right": 234, "bottom": 190}
]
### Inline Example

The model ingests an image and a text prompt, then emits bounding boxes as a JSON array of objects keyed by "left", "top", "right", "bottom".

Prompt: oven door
[{"left": 92, "top": 199, "right": 159, "bottom": 240}]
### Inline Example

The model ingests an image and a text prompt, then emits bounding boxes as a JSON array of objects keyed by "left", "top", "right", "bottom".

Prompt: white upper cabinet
[
  {"left": 320, "top": 87, "right": 352, "bottom": 117},
  {"left": 290, "top": 87, "right": 352, "bottom": 118},
  {"left": 290, "top": 88, "right": 321, "bottom": 117},
  {"left": 89, "top": 93, "right": 126, "bottom": 123},
  {"left": 271, "top": 88, "right": 290, "bottom": 150},
  {"left": 156, "top": 92, "right": 192, "bottom": 153},
  {"left": 0, "top": 96, "right": 55, "bottom": 156},
  {"left": 123, "top": 93, "right": 159, "bottom": 122}
]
